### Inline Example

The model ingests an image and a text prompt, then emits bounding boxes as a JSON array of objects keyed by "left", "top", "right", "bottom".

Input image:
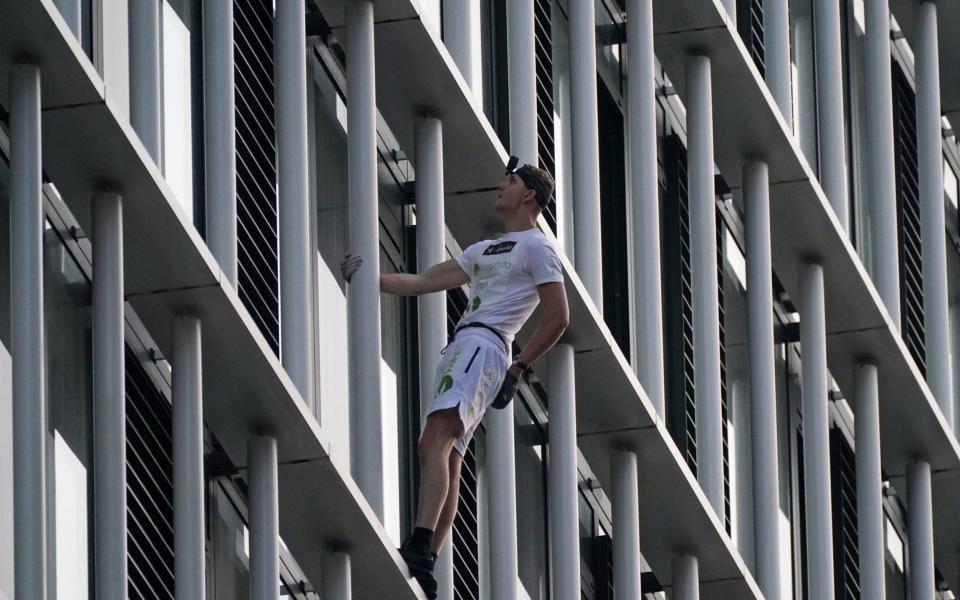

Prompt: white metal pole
[
  {"left": 507, "top": 0, "right": 537, "bottom": 164},
  {"left": 276, "top": 0, "right": 316, "bottom": 403},
  {"left": 129, "top": 0, "right": 162, "bottom": 161},
  {"left": 487, "top": 408, "right": 519, "bottom": 600},
  {"left": 10, "top": 63, "right": 47, "bottom": 600},
  {"left": 53, "top": 0, "right": 82, "bottom": 38},
  {"left": 763, "top": 0, "right": 792, "bottom": 123},
  {"left": 799, "top": 262, "right": 835, "bottom": 600},
  {"left": 916, "top": 0, "right": 954, "bottom": 428},
  {"left": 93, "top": 191, "right": 128, "bottom": 600},
  {"left": 568, "top": 0, "right": 604, "bottom": 306},
  {"left": 813, "top": 0, "right": 850, "bottom": 230},
  {"left": 864, "top": 0, "right": 901, "bottom": 328},
  {"left": 612, "top": 451, "right": 643, "bottom": 598},
  {"left": 686, "top": 54, "right": 724, "bottom": 516},
  {"left": 173, "top": 315, "right": 205, "bottom": 600},
  {"left": 248, "top": 435, "right": 279, "bottom": 600},
  {"left": 853, "top": 363, "right": 885, "bottom": 600},
  {"left": 346, "top": 0, "right": 385, "bottom": 518},
  {"left": 744, "top": 160, "right": 783, "bottom": 598},
  {"left": 907, "top": 460, "right": 935, "bottom": 600},
  {"left": 626, "top": 0, "right": 665, "bottom": 416},
  {"left": 548, "top": 344, "right": 579, "bottom": 598},
  {"left": 672, "top": 555, "right": 700, "bottom": 600},
  {"left": 415, "top": 116, "right": 454, "bottom": 600},
  {"left": 321, "top": 551, "right": 352, "bottom": 600},
  {"left": 443, "top": 0, "right": 482, "bottom": 97},
  {"left": 204, "top": 0, "right": 238, "bottom": 286}
]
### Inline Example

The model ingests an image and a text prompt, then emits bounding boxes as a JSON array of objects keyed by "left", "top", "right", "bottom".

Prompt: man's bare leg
[
  {"left": 432, "top": 450, "right": 463, "bottom": 554},
  {"left": 415, "top": 407, "right": 464, "bottom": 530}
]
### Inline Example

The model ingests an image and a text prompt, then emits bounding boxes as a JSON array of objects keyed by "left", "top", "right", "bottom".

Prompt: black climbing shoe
[{"left": 399, "top": 539, "right": 437, "bottom": 599}]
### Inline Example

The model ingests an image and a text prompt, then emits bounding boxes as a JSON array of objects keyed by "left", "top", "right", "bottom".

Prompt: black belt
[{"left": 451, "top": 322, "right": 508, "bottom": 352}]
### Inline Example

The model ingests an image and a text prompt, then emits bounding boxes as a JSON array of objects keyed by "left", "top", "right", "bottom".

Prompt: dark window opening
[{"left": 598, "top": 81, "right": 630, "bottom": 361}]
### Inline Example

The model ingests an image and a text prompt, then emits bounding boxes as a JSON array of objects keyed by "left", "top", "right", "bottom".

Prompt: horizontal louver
[
  {"left": 235, "top": 0, "right": 280, "bottom": 354},
  {"left": 125, "top": 345, "right": 175, "bottom": 600},
  {"left": 446, "top": 287, "right": 481, "bottom": 600},
  {"left": 893, "top": 61, "right": 925, "bottom": 375},
  {"left": 736, "top": 0, "right": 765, "bottom": 76},
  {"left": 831, "top": 429, "right": 861, "bottom": 600},
  {"left": 534, "top": 0, "right": 557, "bottom": 233},
  {"left": 664, "top": 135, "right": 698, "bottom": 474}
]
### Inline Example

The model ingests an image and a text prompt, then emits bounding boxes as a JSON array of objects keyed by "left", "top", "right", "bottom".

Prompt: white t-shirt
[{"left": 454, "top": 227, "right": 564, "bottom": 344}]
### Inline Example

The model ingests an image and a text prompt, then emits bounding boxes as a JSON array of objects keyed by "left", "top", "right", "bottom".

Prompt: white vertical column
[
  {"left": 916, "top": 0, "right": 954, "bottom": 427},
  {"left": 672, "top": 555, "right": 700, "bottom": 600},
  {"left": 764, "top": 0, "right": 792, "bottom": 123},
  {"left": 248, "top": 436, "right": 279, "bottom": 600},
  {"left": 864, "top": 0, "right": 901, "bottom": 327},
  {"left": 744, "top": 160, "right": 783, "bottom": 598},
  {"left": 276, "top": 0, "right": 316, "bottom": 403},
  {"left": 444, "top": 0, "right": 482, "bottom": 97},
  {"left": 507, "top": 0, "right": 537, "bottom": 164},
  {"left": 568, "top": 0, "right": 604, "bottom": 306},
  {"left": 853, "top": 364, "right": 885, "bottom": 600},
  {"left": 720, "top": 0, "right": 737, "bottom": 25},
  {"left": 813, "top": 0, "right": 850, "bottom": 231},
  {"left": 321, "top": 551, "right": 352, "bottom": 600},
  {"left": 488, "top": 2, "right": 534, "bottom": 593},
  {"left": 799, "top": 263, "right": 835, "bottom": 600},
  {"left": 415, "top": 117, "right": 447, "bottom": 420},
  {"left": 93, "top": 191, "right": 128, "bottom": 600},
  {"left": 53, "top": 0, "right": 82, "bottom": 38},
  {"left": 346, "top": 0, "right": 385, "bottom": 518},
  {"left": 128, "top": 0, "right": 162, "bottom": 161},
  {"left": 732, "top": 377, "right": 756, "bottom": 567},
  {"left": 907, "top": 460, "right": 935, "bottom": 600},
  {"left": 686, "top": 55, "right": 724, "bottom": 516},
  {"left": 415, "top": 117, "right": 454, "bottom": 600},
  {"left": 612, "top": 451, "right": 642, "bottom": 598},
  {"left": 487, "top": 408, "right": 519, "bottom": 600},
  {"left": 548, "top": 344, "right": 579, "bottom": 599},
  {"left": 10, "top": 64, "right": 47, "bottom": 600},
  {"left": 173, "top": 315, "right": 205, "bottom": 600},
  {"left": 952, "top": 302, "right": 960, "bottom": 432},
  {"left": 204, "top": 0, "right": 238, "bottom": 287},
  {"left": 626, "top": 0, "right": 665, "bottom": 416}
]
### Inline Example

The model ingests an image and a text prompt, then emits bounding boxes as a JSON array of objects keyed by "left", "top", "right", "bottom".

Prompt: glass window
[
  {"left": 44, "top": 220, "right": 94, "bottom": 599},
  {"left": 162, "top": 0, "right": 201, "bottom": 223},
  {"left": 944, "top": 157, "right": 958, "bottom": 209},
  {"left": 0, "top": 152, "right": 13, "bottom": 600},
  {"left": 515, "top": 396, "right": 549, "bottom": 599}
]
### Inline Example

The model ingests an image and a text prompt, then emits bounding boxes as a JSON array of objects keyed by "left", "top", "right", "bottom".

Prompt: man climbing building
[{"left": 342, "top": 157, "right": 569, "bottom": 598}]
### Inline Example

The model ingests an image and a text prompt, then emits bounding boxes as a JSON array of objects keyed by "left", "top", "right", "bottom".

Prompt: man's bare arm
[
  {"left": 380, "top": 259, "right": 470, "bottom": 296},
  {"left": 511, "top": 281, "right": 569, "bottom": 375}
]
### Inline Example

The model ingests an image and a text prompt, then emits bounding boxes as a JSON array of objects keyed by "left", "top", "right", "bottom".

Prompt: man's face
[{"left": 494, "top": 173, "right": 534, "bottom": 213}]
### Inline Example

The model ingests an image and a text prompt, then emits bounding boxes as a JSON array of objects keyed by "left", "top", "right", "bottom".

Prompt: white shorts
[{"left": 424, "top": 328, "right": 510, "bottom": 456}]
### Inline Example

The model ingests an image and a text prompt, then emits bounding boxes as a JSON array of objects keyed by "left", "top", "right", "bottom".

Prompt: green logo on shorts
[
  {"left": 470, "top": 296, "right": 481, "bottom": 312},
  {"left": 437, "top": 375, "right": 454, "bottom": 395}
]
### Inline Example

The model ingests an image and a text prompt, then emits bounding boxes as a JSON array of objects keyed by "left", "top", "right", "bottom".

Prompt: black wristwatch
[{"left": 512, "top": 358, "right": 531, "bottom": 375}]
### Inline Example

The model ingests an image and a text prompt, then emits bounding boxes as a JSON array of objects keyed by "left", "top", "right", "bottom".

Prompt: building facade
[{"left": 0, "top": 0, "right": 959, "bottom": 598}]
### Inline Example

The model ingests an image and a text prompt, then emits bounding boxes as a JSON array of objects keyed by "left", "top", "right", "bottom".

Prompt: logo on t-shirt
[{"left": 482, "top": 241, "right": 517, "bottom": 256}]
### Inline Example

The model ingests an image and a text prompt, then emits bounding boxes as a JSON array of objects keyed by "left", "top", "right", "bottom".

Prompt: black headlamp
[{"left": 504, "top": 155, "right": 552, "bottom": 209}]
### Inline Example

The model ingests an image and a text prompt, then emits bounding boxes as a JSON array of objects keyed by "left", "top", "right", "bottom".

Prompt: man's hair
[{"left": 515, "top": 164, "right": 555, "bottom": 211}]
